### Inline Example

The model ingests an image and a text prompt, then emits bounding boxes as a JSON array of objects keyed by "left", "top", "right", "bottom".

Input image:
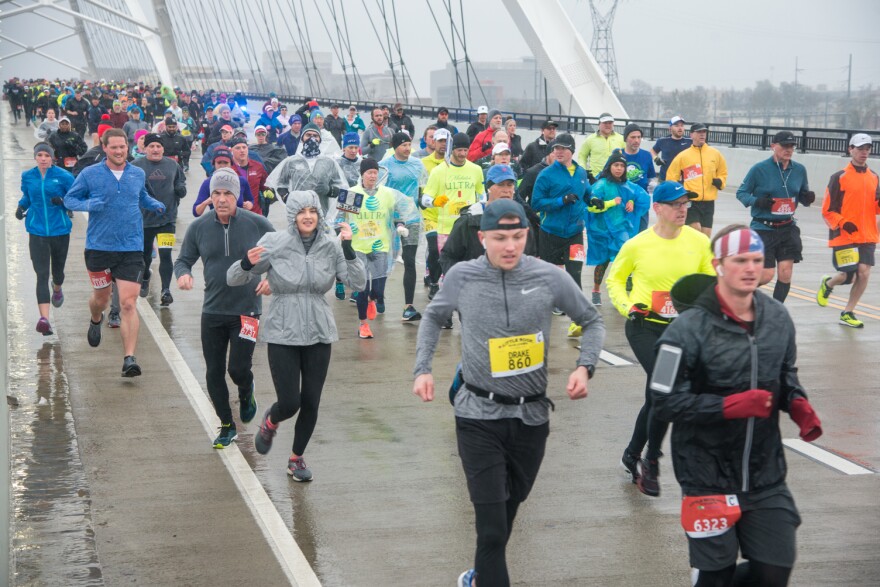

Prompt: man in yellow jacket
[
  {"left": 665, "top": 123, "right": 728, "bottom": 236},
  {"left": 577, "top": 112, "right": 625, "bottom": 182}
]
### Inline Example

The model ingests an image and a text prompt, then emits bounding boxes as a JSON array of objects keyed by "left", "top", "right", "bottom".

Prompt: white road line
[
  {"left": 800, "top": 234, "right": 825, "bottom": 242},
  {"left": 600, "top": 350, "right": 633, "bottom": 366},
  {"left": 783, "top": 439, "right": 874, "bottom": 475},
  {"left": 137, "top": 299, "right": 321, "bottom": 587}
]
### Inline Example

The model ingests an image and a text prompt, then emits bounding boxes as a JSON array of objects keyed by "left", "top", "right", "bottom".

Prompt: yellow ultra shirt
[
  {"left": 424, "top": 160, "right": 486, "bottom": 234},
  {"left": 421, "top": 154, "right": 447, "bottom": 229}
]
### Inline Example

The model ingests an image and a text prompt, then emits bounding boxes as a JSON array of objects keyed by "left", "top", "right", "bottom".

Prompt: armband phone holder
[{"left": 336, "top": 188, "right": 363, "bottom": 214}]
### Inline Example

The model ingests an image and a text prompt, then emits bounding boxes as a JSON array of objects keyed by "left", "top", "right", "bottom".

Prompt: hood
[
  {"left": 670, "top": 273, "right": 716, "bottom": 314},
  {"left": 285, "top": 190, "right": 324, "bottom": 229}
]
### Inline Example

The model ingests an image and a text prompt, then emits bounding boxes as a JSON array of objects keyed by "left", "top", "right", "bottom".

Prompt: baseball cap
[
  {"left": 254, "top": 125, "right": 268, "bottom": 134},
  {"left": 598, "top": 113, "right": 614, "bottom": 123},
  {"left": 58, "top": 116, "right": 71, "bottom": 124},
  {"left": 433, "top": 128, "right": 451, "bottom": 143},
  {"left": 541, "top": 119, "right": 559, "bottom": 130},
  {"left": 850, "top": 133, "right": 873, "bottom": 147},
  {"left": 690, "top": 123, "right": 708, "bottom": 133},
  {"left": 211, "top": 146, "right": 233, "bottom": 163},
  {"left": 480, "top": 199, "right": 529, "bottom": 231},
  {"left": 771, "top": 131, "right": 798, "bottom": 146},
  {"left": 438, "top": 106, "right": 449, "bottom": 115},
  {"left": 477, "top": 105, "right": 488, "bottom": 115},
  {"left": 669, "top": 115, "right": 686, "bottom": 126},
  {"left": 652, "top": 181, "right": 697, "bottom": 203},
  {"left": 220, "top": 124, "right": 233, "bottom": 133},
  {"left": 485, "top": 164, "right": 517, "bottom": 185},
  {"left": 492, "top": 142, "right": 511, "bottom": 155},
  {"left": 550, "top": 133, "right": 576, "bottom": 152}
]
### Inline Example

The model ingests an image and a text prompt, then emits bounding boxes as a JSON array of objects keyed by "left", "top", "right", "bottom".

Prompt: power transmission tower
[{"left": 588, "top": 0, "right": 620, "bottom": 94}]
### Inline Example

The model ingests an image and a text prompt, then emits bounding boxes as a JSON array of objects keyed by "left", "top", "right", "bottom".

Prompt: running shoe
[
  {"left": 620, "top": 449, "right": 640, "bottom": 483},
  {"left": 442, "top": 317, "right": 454, "bottom": 330},
  {"left": 335, "top": 281, "right": 345, "bottom": 300},
  {"left": 87, "top": 312, "right": 103, "bottom": 347},
  {"left": 567, "top": 322, "right": 582, "bottom": 338},
  {"left": 402, "top": 305, "right": 421, "bottom": 322},
  {"left": 637, "top": 458, "right": 660, "bottom": 497},
  {"left": 121, "top": 355, "right": 141, "bottom": 378},
  {"left": 240, "top": 382, "right": 257, "bottom": 424},
  {"left": 376, "top": 299, "right": 385, "bottom": 314},
  {"left": 552, "top": 307, "right": 565, "bottom": 316},
  {"left": 160, "top": 288, "right": 173, "bottom": 306},
  {"left": 591, "top": 291, "right": 602, "bottom": 306},
  {"left": 139, "top": 278, "right": 150, "bottom": 298},
  {"left": 839, "top": 311, "right": 864, "bottom": 328},
  {"left": 213, "top": 422, "right": 238, "bottom": 449},
  {"left": 428, "top": 284, "right": 439, "bottom": 301},
  {"left": 36, "top": 317, "right": 53, "bottom": 336},
  {"left": 817, "top": 275, "right": 832, "bottom": 307},
  {"left": 349, "top": 292, "right": 358, "bottom": 303},
  {"left": 107, "top": 310, "right": 121, "bottom": 329},
  {"left": 51, "top": 286, "right": 64, "bottom": 308},
  {"left": 358, "top": 323, "right": 374, "bottom": 339},
  {"left": 457, "top": 569, "right": 476, "bottom": 587},
  {"left": 366, "top": 300, "right": 377, "bottom": 320},
  {"left": 254, "top": 409, "right": 276, "bottom": 455},
  {"left": 423, "top": 275, "right": 430, "bottom": 287},
  {"left": 287, "top": 456, "right": 313, "bottom": 482}
]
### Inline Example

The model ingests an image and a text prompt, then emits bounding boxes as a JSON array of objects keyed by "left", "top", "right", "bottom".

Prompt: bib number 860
[{"left": 508, "top": 356, "right": 532, "bottom": 371}]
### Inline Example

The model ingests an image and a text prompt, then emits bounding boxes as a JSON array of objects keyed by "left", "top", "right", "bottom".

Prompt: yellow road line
[
  {"left": 788, "top": 282, "right": 880, "bottom": 312},
  {"left": 762, "top": 285, "right": 880, "bottom": 320}
]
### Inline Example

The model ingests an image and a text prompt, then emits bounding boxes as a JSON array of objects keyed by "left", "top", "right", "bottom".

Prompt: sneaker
[
  {"left": 349, "top": 292, "right": 358, "bottom": 303},
  {"left": 620, "top": 450, "right": 640, "bottom": 483},
  {"left": 839, "top": 311, "right": 864, "bottom": 328},
  {"left": 107, "top": 310, "right": 121, "bottom": 328},
  {"left": 121, "top": 355, "right": 142, "bottom": 378},
  {"left": 254, "top": 410, "right": 276, "bottom": 455},
  {"left": 51, "top": 286, "right": 64, "bottom": 308},
  {"left": 240, "top": 382, "right": 258, "bottom": 423},
  {"left": 442, "top": 317, "right": 454, "bottom": 330},
  {"left": 423, "top": 275, "right": 431, "bottom": 287},
  {"left": 591, "top": 291, "right": 602, "bottom": 306},
  {"left": 287, "top": 456, "right": 313, "bottom": 482},
  {"left": 335, "top": 281, "right": 345, "bottom": 300},
  {"left": 36, "top": 317, "right": 53, "bottom": 336},
  {"left": 358, "top": 322, "right": 374, "bottom": 339},
  {"left": 567, "top": 322, "right": 582, "bottom": 338},
  {"left": 552, "top": 307, "right": 565, "bottom": 316},
  {"left": 817, "top": 275, "right": 832, "bottom": 307},
  {"left": 376, "top": 299, "right": 385, "bottom": 314},
  {"left": 366, "top": 300, "right": 378, "bottom": 320},
  {"left": 160, "top": 288, "right": 173, "bottom": 306},
  {"left": 87, "top": 313, "right": 103, "bottom": 347},
  {"left": 637, "top": 458, "right": 660, "bottom": 497},
  {"left": 140, "top": 278, "right": 150, "bottom": 298},
  {"left": 428, "top": 284, "right": 439, "bottom": 301},
  {"left": 402, "top": 305, "right": 421, "bottom": 322},
  {"left": 212, "top": 422, "right": 238, "bottom": 449},
  {"left": 457, "top": 569, "right": 476, "bottom": 587}
]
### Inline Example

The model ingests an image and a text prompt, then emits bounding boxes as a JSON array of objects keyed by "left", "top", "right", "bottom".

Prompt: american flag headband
[{"left": 713, "top": 229, "right": 765, "bottom": 259}]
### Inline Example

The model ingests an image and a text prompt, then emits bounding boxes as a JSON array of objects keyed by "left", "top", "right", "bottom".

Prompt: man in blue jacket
[{"left": 64, "top": 128, "right": 166, "bottom": 377}]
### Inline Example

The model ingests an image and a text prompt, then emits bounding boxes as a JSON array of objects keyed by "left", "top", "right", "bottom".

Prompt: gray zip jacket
[
  {"left": 227, "top": 190, "right": 366, "bottom": 346},
  {"left": 414, "top": 255, "right": 605, "bottom": 425}
]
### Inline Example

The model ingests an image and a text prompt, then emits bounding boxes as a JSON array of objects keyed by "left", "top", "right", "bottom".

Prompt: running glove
[
  {"left": 277, "top": 187, "right": 289, "bottom": 202},
  {"left": 589, "top": 197, "right": 605, "bottom": 210},
  {"left": 563, "top": 193, "right": 579, "bottom": 205},
  {"left": 798, "top": 189, "right": 816, "bottom": 206},
  {"left": 14, "top": 205, "right": 25, "bottom": 220},
  {"left": 628, "top": 303, "right": 650, "bottom": 320},
  {"left": 841, "top": 222, "right": 858, "bottom": 234},
  {"left": 712, "top": 178, "right": 723, "bottom": 189},
  {"left": 432, "top": 195, "right": 449, "bottom": 208},
  {"left": 262, "top": 189, "right": 275, "bottom": 201},
  {"left": 396, "top": 224, "right": 409, "bottom": 238},
  {"left": 482, "top": 142, "right": 492, "bottom": 152},
  {"left": 754, "top": 196, "right": 774, "bottom": 210},
  {"left": 789, "top": 398, "right": 822, "bottom": 441},
  {"left": 51, "top": 197, "right": 64, "bottom": 206},
  {"left": 371, "top": 138, "right": 381, "bottom": 145},
  {"left": 653, "top": 155, "right": 665, "bottom": 167},
  {"left": 722, "top": 389, "right": 773, "bottom": 419},
  {"left": 587, "top": 171, "right": 596, "bottom": 183}
]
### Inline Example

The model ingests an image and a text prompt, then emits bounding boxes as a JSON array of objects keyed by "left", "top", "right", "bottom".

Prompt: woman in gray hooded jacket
[{"left": 227, "top": 190, "right": 366, "bottom": 481}]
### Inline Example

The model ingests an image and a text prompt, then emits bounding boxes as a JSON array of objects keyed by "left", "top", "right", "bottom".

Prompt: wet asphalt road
[{"left": 4, "top": 113, "right": 879, "bottom": 586}]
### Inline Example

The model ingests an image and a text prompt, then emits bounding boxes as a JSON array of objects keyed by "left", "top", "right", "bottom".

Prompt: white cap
[
  {"left": 670, "top": 115, "right": 685, "bottom": 125},
  {"left": 58, "top": 116, "right": 71, "bottom": 123},
  {"left": 598, "top": 113, "right": 614, "bottom": 123},
  {"left": 850, "top": 133, "right": 873, "bottom": 147},
  {"left": 433, "top": 128, "right": 451, "bottom": 142},
  {"left": 477, "top": 105, "right": 488, "bottom": 114},
  {"left": 492, "top": 142, "right": 511, "bottom": 155},
  {"left": 254, "top": 125, "right": 268, "bottom": 133}
]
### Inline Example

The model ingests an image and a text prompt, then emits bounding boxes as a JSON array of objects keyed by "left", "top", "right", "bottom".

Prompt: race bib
[
  {"left": 447, "top": 200, "right": 470, "bottom": 216},
  {"left": 834, "top": 247, "right": 859, "bottom": 268},
  {"left": 359, "top": 221, "right": 380, "bottom": 238},
  {"left": 156, "top": 233, "right": 175, "bottom": 249},
  {"left": 682, "top": 164, "right": 703, "bottom": 181},
  {"left": 771, "top": 198, "right": 796, "bottom": 215},
  {"left": 488, "top": 333, "right": 545, "bottom": 378},
  {"left": 64, "top": 157, "right": 77, "bottom": 168},
  {"left": 423, "top": 218, "right": 438, "bottom": 233},
  {"left": 239, "top": 316, "right": 259, "bottom": 342},
  {"left": 681, "top": 494, "right": 741, "bottom": 538},
  {"left": 569, "top": 244, "right": 586, "bottom": 263},
  {"left": 651, "top": 291, "right": 678, "bottom": 318},
  {"left": 87, "top": 269, "right": 112, "bottom": 289}
]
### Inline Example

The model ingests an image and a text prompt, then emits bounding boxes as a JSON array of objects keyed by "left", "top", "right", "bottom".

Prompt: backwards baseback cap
[
  {"left": 850, "top": 133, "right": 873, "bottom": 147},
  {"left": 476, "top": 105, "right": 488, "bottom": 115},
  {"left": 209, "top": 167, "right": 241, "bottom": 198},
  {"left": 714, "top": 228, "right": 765, "bottom": 259},
  {"left": 480, "top": 199, "right": 529, "bottom": 231}
]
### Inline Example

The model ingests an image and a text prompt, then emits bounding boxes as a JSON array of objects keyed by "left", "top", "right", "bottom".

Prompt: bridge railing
[{"left": 245, "top": 93, "right": 879, "bottom": 157}]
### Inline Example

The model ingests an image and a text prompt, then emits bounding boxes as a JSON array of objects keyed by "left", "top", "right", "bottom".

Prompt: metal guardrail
[{"left": 245, "top": 94, "right": 879, "bottom": 157}]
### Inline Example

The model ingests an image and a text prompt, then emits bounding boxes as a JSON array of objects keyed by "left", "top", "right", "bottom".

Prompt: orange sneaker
[
  {"left": 366, "top": 300, "right": 377, "bottom": 320},
  {"left": 358, "top": 322, "right": 374, "bottom": 339}
]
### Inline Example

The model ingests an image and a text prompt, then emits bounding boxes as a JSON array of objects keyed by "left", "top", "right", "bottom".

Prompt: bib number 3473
[{"left": 681, "top": 494, "right": 741, "bottom": 538}]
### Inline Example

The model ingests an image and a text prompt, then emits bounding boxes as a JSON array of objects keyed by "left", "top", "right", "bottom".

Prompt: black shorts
[
  {"left": 832, "top": 243, "right": 876, "bottom": 272},
  {"left": 756, "top": 224, "right": 803, "bottom": 268},
  {"left": 537, "top": 230, "right": 583, "bottom": 266},
  {"left": 84, "top": 249, "right": 145, "bottom": 285},
  {"left": 455, "top": 416, "right": 549, "bottom": 505},
  {"left": 686, "top": 200, "right": 716, "bottom": 228},
  {"left": 688, "top": 485, "right": 801, "bottom": 571}
]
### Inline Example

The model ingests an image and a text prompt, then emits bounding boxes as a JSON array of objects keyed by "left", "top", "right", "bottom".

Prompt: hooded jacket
[
  {"left": 19, "top": 165, "right": 76, "bottom": 237},
  {"left": 531, "top": 159, "right": 591, "bottom": 238},
  {"left": 131, "top": 156, "right": 186, "bottom": 227},
  {"left": 361, "top": 122, "right": 392, "bottom": 160},
  {"left": 665, "top": 144, "right": 728, "bottom": 202},
  {"left": 226, "top": 191, "right": 366, "bottom": 346}
]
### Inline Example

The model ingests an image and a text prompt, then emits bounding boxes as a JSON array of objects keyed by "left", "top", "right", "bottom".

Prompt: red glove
[
  {"left": 722, "top": 389, "right": 773, "bottom": 420},
  {"left": 789, "top": 398, "right": 822, "bottom": 441}
]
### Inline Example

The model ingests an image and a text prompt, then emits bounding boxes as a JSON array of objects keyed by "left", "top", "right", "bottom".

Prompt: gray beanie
[
  {"left": 488, "top": 109, "right": 502, "bottom": 123},
  {"left": 34, "top": 142, "right": 55, "bottom": 159},
  {"left": 209, "top": 167, "right": 241, "bottom": 198}
]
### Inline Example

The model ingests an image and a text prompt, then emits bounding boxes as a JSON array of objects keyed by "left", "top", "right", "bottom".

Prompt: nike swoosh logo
[{"left": 521, "top": 287, "right": 540, "bottom": 295}]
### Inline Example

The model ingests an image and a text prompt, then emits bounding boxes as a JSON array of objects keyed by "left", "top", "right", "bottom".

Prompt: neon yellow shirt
[
  {"left": 424, "top": 160, "right": 486, "bottom": 234},
  {"left": 577, "top": 132, "right": 626, "bottom": 177},
  {"left": 421, "top": 154, "right": 448, "bottom": 228},
  {"left": 344, "top": 185, "right": 398, "bottom": 254}
]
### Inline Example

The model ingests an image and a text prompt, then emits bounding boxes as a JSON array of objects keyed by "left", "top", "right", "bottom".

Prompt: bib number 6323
[{"left": 681, "top": 494, "right": 742, "bottom": 538}]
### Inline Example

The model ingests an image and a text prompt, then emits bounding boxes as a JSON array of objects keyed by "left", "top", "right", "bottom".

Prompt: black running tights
[
  {"left": 402, "top": 244, "right": 417, "bottom": 305},
  {"left": 143, "top": 224, "right": 175, "bottom": 289},
  {"left": 473, "top": 500, "right": 521, "bottom": 587},
  {"left": 426, "top": 233, "right": 442, "bottom": 284},
  {"left": 29, "top": 233, "right": 69, "bottom": 304},
  {"left": 695, "top": 561, "right": 792, "bottom": 587}
]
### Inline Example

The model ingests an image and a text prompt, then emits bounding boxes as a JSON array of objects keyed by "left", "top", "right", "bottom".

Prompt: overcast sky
[{"left": 2, "top": 0, "right": 878, "bottom": 95}]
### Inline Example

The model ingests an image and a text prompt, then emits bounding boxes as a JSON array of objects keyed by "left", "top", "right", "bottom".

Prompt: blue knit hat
[{"left": 342, "top": 132, "right": 359, "bottom": 147}]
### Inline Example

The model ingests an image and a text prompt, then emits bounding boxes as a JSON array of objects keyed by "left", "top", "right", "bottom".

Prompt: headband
[{"left": 714, "top": 229, "right": 765, "bottom": 259}]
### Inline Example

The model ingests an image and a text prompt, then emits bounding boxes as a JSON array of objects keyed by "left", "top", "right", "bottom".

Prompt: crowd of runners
[{"left": 6, "top": 76, "right": 879, "bottom": 587}]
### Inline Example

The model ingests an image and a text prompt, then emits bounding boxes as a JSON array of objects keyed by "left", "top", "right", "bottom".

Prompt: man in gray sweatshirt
[
  {"left": 174, "top": 168, "right": 275, "bottom": 448},
  {"left": 413, "top": 199, "right": 605, "bottom": 587}
]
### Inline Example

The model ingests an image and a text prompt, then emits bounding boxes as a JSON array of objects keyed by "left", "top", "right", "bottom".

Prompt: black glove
[
  {"left": 754, "top": 196, "right": 774, "bottom": 210},
  {"left": 799, "top": 189, "right": 816, "bottom": 206},
  {"left": 712, "top": 178, "right": 723, "bottom": 189},
  {"left": 51, "top": 197, "right": 64, "bottom": 206},
  {"left": 277, "top": 187, "right": 289, "bottom": 202},
  {"left": 628, "top": 303, "right": 650, "bottom": 321},
  {"left": 15, "top": 205, "right": 26, "bottom": 220},
  {"left": 482, "top": 142, "right": 491, "bottom": 152},
  {"left": 653, "top": 155, "right": 665, "bottom": 167},
  {"left": 587, "top": 171, "right": 596, "bottom": 184},
  {"left": 563, "top": 193, "right": 579, "bottom": 205},
  {"left": 841, "top": 221, "right": 858, "bottom": 234},
  {"left": 589, "top": 197, "right": 605, "bottom": 210}
]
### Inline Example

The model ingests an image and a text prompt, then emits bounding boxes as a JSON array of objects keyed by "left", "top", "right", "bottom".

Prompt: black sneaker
[
  {"left": 139, "top": 278, "right": 150, "bottom": 298},
  {"left": 637, "top": 458, "right": 660, "bottom": 497},
  {"left": 121, "top": 355, "right": 142, "bottom": 378},
  {"left": 87, "top": 313, "right": 103, "bottom": 347},
  {"left": 107, "top": 310, "right": 121, "bottom": 328},
  {"left": 621, "top": 450, "right": 640, "bottom": 483},
  {"left": 428, "top": 284, "right": 439, "bottom": 301},
  {"left": 254, "top": 409, "right": 276, "bottom": 455},
  {"left": 240, "top": 383, "right": 258, "bottom": 424},
  {"left": 402, "top": 305, "right": 421, "bottom": 322},
  {"left": 160, "top": 288, "right": 173, "bottom": 306},
  {"left": 213, "top": 422, "right": 238, "bottom": 449}
]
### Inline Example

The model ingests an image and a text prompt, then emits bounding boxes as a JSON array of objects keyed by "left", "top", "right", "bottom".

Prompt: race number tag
[
  {"left": 682, "top": 164, "right": 703, "bottom": 181},
  {"left": 87, "top": 269, "right": 112, "bottom": 289},
  {"left": 239, "top": 316, "right": 259, "bottom": 342},
  {"left": 771, "top": 198, "right": 796, "bottom": 215},
  {"left": 681, "top": 494, "right": 741, "bottom": 538},
  {"left": 569, "top": 244, "right": 586, "bottom": 263},
  {"left": 64, "top": 157, "right": 77, "bottom": 168},
  {"left": 488, "top": 333, "right": 545, "bottom": 378},
  {"left": 423, "top": 218, "right": 438, "bottom": 233},
  {"left": 336, "top": 189, "right": 364, "bottom": 214},
  {"left": 651, "top": 291, "right": 678, "bottom": 318},
  {"left": 834, "top": 247, "right": 859, "bottom": 268},
  {"left": 156, "top": 233, "right": 175, "bottom": 249}
]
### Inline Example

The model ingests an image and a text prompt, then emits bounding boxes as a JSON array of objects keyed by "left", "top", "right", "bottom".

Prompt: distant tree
[
  {"left": 618, "top": 79, "right": 654, "bottom": 119},
  {"left": 749, "top": 80, "right": 781, "bottom": 120},
  {"left": 662, "top": 88, "right": 708, "bottom": 121},
  {"left": 842, "top": 85, "right": 880, "bottom": 129}
]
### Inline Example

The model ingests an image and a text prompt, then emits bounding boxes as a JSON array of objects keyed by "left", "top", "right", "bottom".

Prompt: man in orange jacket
[{"left": 818, "top": 133, "right": 880, "bottom": 328}]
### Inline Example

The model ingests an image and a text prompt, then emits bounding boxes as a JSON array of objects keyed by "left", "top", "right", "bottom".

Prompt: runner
[
  {"left": 651, "top": 116, "right": 691, "bottom": 181},
  {"left": 412, "top": 125, "right": 437, "bottom": 159},
  {"left": 620, "top": 123, "right": 657, "bottom": 231},
  {"left": 577, "top": 113, "right": 625, "bottom": 183},
  {"left": 249, "top": 125, "right": 288, "bottom": 175},
  {"left": 63, "top": 128, "right": 166, "bottom": 377},
  {"left": 412, "top": 198, "right": 605, "bottom": 587},
  {"left": 16, "top": 143, "right": 76, "bottom": 335},
  {"left": 228, "top": 190, "right": 366, "bottom": 481},
  {"left": 192, "top": 147, "right": 255, "bottom": 216},
  {"left": 48, "top": 117, "right": 88, "bottom": 173},
  {"left": 665, "top": 123, "right": 728, "bottom": 236},
  {"left": 817, "top": 133, "right": 879, "bottom": 328},
  {"left": 361, "top": 107, "right": 393, "bottom": 160},
  {"left": 653, "top": 224, "right": 822, "bottom": 587},
  {"left": 468, "top": 109, "right": 504, "bottom": 162},
  {"left": 230, "top": 137, "right": 267, "bottom": 217},
  {"left": 336, "top": 132, "right": 363, "bottom": 189},
  {"left": 519, "top": 119, "right": 557, "bottom": 171},
  {"left": 466, "top": 105, "right": 488, "bottom": 140},
  {"left": 174, "top": 167, "right": 275, "bottom": 448}
]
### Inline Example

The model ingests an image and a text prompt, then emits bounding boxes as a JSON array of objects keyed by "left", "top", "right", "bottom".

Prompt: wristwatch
[{"left": 580, "top": 364, "right": 595, "bottom": 379}]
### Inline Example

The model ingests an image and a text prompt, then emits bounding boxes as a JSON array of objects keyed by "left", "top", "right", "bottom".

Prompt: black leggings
[
  {"left": 267, "top": 343, "right": 332, "bottom": 456},
  {"left": 426, "top": 233, "right": 442, "bottom": 285},
  {"left": 143, "top": 224, "right": 175, "bottom": 289},
  {"left": 402, "top": 244, "right": 417, "bottom": 305},
  {"left": 625, "top": 318, "right": 669, "bottom": 461},
  {"left": 29, "top": 233, "right": 70, "bottom": 304},
  {"left": 593, "top": 261, "right": 609, "bottom": 290},
  {"left": 357, "top": 276, "right": 387, "bottom": 320},
  {"left": 200, "top": 313, "right": 256, "bottom": 424},
  {"left": 473, "top": 501, "right": 521, "bottom": 587},
  {"left": 695, "top": 561, "right": 792, "bottom": 587}
]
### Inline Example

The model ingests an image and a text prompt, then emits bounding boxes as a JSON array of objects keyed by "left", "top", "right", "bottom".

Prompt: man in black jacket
[
  {"left": 389, "top": 102, "right": 416, "bottom": 140},
  {"left": 65, "top": 88, "right": 90, "bottom": 136},
  {"left": 49, "top": 117, "right": 88, "bottom": 172},
  {"left": 520, "top": 120, "right": 558, "bottom": 170}
]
